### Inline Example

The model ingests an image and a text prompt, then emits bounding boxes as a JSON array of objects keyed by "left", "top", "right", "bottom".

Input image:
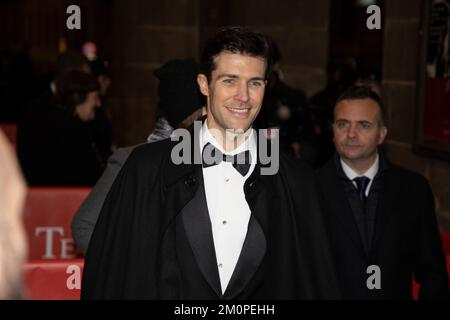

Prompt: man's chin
[
  {"left": 341, "top": 151, "right": 364, "bottom": 161},
  {"left": 224, "top": 122, "right": 251, "bottom": 134}
]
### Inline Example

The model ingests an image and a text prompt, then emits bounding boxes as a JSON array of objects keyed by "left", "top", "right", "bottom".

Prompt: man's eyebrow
[
  {"left": 249, "top": 77, "right": 266, "bottom": 82},
  {"left": 335, "top": 119, "right": 374, "bottom": 125},
  {"left": 217, "top": 74, "right": 266, "bottom": 81},
  {"left": 217, "top": 74, "right": 238, "bottom": 79}
]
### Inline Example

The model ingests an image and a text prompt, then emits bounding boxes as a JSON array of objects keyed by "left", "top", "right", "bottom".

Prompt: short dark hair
[
  {"left": 335, "top": 85, "right": 386, "bottom": 126},
  {"left": 200, "top": 26, "right": 272, "bottom": 82},
  {"left": 54, "top": 70, "right": 99, "bottom": 114}
]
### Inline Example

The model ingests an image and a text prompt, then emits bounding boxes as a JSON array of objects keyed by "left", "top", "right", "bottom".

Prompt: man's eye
[
  {"left": 337, "top": 122, "right": 347, "bottom": 128},
  {"left": 250, "top": 81, "right": 263, "bottom": 87},
  {"left": 359, "top": 123, "right": 371, "bottom": 129},
  {"left": 223, "top": 79, "right": 235, "bottom": 84}
]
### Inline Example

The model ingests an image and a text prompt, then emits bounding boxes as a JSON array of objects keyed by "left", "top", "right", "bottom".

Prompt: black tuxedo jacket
[
  {"left": 316, "top": 154, "right": 449, "bottom": 299},
  {"left": 81, "top": 122, "right": 341, "bottom": 299}
]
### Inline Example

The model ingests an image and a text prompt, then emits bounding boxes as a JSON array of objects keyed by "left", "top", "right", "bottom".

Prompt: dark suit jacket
[
  {"left": 316, "top": 153, "right": 449, "bottom": 299},
  {"left": 81, "top": 123, "right": 341, "bottom": 299}
]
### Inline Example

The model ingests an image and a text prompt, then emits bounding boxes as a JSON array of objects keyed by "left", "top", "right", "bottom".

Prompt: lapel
[
  {"left": 181, "top": 170, "right": 223, "bottom": 297},
  {"left": 325, "top": 156, "right": 367, "bottom": 257},
  {"left": 161, "top": 119, "right": 223, "bottom": 295},
  {"left": 160, "top": 115, "right": 205, "bottom": 231},
  {"left": 368, "top": 153, "right": 393, "bottom": 259},
  {"left": 347, "top": 191, "right": 371, "bottom": 254}
]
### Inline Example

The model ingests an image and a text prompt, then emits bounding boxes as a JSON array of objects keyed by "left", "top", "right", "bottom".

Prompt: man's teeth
[{"left": 229, "top": 108, "right": 249, "bottom": 113}]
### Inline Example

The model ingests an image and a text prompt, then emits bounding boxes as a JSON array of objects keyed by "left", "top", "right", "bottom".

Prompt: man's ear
[
  {"left": 197, "top": 74, "right": 209, "bottom": 97},
  {"left": 379, "top": 126, "right": 388, "bottom": 145}
]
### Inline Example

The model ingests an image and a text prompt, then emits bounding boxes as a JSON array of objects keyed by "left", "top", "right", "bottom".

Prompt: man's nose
[
  {"left": 235, "top": 82, "right": 249, "bottom": 103},
  {"left": 347, "top": 124, "right": 357, "bottom": 138}
]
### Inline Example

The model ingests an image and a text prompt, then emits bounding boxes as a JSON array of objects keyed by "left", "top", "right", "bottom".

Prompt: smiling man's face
[{"left": 197, "top": 52, "right": 266, "bottom": 139}]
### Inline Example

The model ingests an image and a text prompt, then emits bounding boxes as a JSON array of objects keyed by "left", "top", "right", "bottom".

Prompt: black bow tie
[{"left": 202, "top": 142, "right": 252, "bottom": 176}]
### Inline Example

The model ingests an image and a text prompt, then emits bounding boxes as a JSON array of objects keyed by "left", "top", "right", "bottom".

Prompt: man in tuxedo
[
  {"left": 316, "top": 85, "right": 449, "bottom": 299},
  {"left": 81, "top": 27, "right": 340, "bottom": 299}
]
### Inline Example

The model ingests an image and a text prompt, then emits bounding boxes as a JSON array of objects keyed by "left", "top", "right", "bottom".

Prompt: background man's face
[
  {"left": 198, "top": 52, "right": 266, "bottom": 137},
  {"left": 333, "top": 98, "right": 387, "bottom": 163}
]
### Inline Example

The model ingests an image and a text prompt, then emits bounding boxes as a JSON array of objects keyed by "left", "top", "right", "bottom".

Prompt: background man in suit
[
  {"left": 81, "top": 26, "right": 340, "bottom": 299},
  {"left": 316, "top": 85, "right": 449, "bottom": 299}
]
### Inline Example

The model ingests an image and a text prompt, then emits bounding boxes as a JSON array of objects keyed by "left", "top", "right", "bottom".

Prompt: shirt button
[
  {"left": 218, "top": 263, "right": 223, "bottom": 268},
  {"left": 225, "top": 177, "right": 230, "bottom": 182},
  {"left": 222, "top": 220, "right": 227, "bottom": 225}
]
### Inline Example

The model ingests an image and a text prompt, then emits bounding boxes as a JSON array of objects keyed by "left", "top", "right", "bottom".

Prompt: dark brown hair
[
  {"left": 200, "top": 26, "right": 272, "bottom": 82},
  {"left": 54, "top": 70, "right": 99, "bottom": 114},
  {"left": 335, "top": 85, "right": 386, "bottom": 126}
]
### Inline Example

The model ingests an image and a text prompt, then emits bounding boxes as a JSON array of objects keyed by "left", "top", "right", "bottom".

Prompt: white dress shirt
[
  {"left": 199, "top": 121, "right": 257, "bottom": 294},
  {"left": 340, "top": 154, "right": 379, "bottom": 196}
]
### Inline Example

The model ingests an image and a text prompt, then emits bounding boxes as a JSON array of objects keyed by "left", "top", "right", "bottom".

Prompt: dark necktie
[
  {"left": 353, "top": 176, "right": 370, "bottom": 203},
  {"left": 202, "top": 142, "right": 252, "bottom": 176},
  {"left": 353, "top": 176, "right": 371, "bottom": 249}
]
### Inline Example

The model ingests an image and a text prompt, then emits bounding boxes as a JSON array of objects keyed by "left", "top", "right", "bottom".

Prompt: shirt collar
[
  {"left": 200, "top": 120, "right": 257, "bottom": 158},
  {"left": 340, "top": 153, "right": 379, "bottom": 181}
]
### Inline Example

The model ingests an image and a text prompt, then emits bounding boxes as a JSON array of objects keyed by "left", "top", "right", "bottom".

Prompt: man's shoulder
[
  {"left": 386, "top": 162, "right": 429, "bottom": 187},
  {"left": 315, "top": 158, "right": 336, "bottom": 179},
  {"left": 127, "top": 138, "right": 175, "bottom": 165}
]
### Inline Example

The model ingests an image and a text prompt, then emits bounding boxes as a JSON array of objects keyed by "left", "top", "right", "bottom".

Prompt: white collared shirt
[
  {"left": 340, "top": 154, "right": 379, "bottom": 197},
  {"left": 199, "top": 121, "right": 257, "bottom": 294}
]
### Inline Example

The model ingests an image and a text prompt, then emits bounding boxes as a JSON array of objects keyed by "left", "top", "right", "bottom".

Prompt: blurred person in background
[
  {"left": 354, "top": 68, "right": 382, "bottom": 97},
  {"left": 255, "top": 38, "right": 316, "bottom": 164},
  {"left": 87, "top": 58, "right": 113, "bottom": 163},
  {"left": 309, "top": 59, "right": 358, "bottom": 168},
  {"left": 18, "top": 70, "right": 104, "bottom": 186},
  {"left": 0, "top": 129, "right": 27, "bottom": 299}
]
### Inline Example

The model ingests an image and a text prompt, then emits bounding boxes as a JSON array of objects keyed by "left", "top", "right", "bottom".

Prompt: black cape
[{"left": 81, "top": 123, "right": 341, "bottom": 299}]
